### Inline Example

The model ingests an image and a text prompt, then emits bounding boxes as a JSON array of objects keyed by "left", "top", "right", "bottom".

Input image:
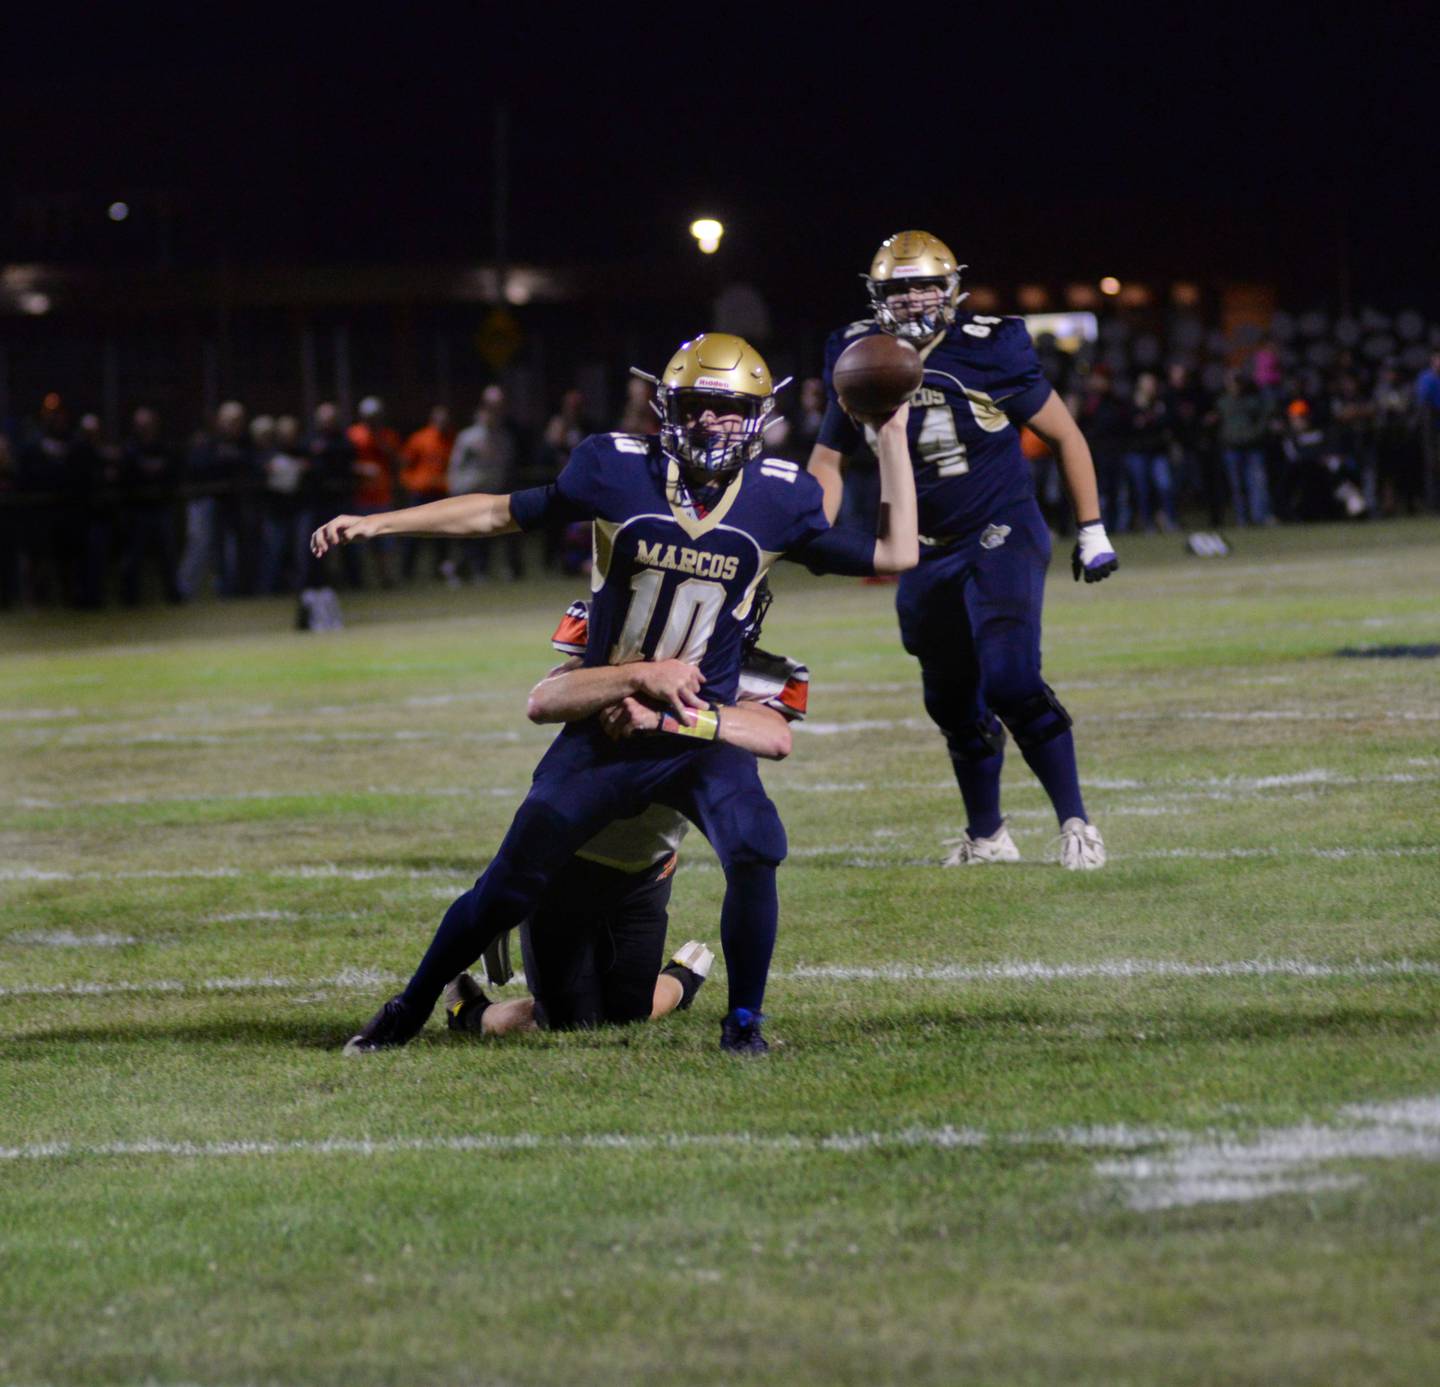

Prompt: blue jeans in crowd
[
  {"left": 1223, "top": 448, "right": 1272, "bottom": 525},
  {"left": 1117, "top": 452, "right": 1177, "bottom": 532}
]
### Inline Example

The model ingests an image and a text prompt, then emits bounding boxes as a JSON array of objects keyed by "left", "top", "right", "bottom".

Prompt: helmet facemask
[
  {"left": 658, "top": 387, "right": 774, "bottom": 476},
  {"left": 866, "top": 272, "right": 964, "bottom": 341}
]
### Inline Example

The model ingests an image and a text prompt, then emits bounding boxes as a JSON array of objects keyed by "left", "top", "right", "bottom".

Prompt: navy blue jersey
[
  {"left": 819, "top": 313, "right": 1053, "bottom": 539},
  {"left": 512, "top": 435, "right": 836, "bottom": 704}
]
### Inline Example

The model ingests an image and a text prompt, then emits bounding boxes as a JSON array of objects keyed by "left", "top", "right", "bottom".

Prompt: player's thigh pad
[
  {"left": 965, "top": 505, "right": 1053, "bottom": 715},
  {"left": 660, "top": 744, "right": 787, "bottom": 870},
  {"left": 895, "top": 549, "right": 980, "bottom": 670}
]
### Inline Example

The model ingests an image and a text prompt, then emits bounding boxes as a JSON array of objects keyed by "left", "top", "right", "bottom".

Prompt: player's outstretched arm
[
  {"left": 867, "top": 402, "right": 919, "bottom": 573},
  {"left": 526, "top": 659, "right": 705, "bottom": 725},
  {"left": 1024, "top": 391, "right": 1118, "bottom": 583},
  {"left": 310, "top": 492, "right": 518, "bottom": 557},
  {"left": 806, "top": 442, "right": 846, "bottom": 524}
]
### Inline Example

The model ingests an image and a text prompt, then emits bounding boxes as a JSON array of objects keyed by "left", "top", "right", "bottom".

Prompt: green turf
[{"left": 3, "top": 520, "right": 1439, "bottom": 1386}]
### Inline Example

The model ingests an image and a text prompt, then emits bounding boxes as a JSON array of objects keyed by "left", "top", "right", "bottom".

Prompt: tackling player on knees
[{"left": 808, "top": 231, "right": 1116, "bottom": 869}]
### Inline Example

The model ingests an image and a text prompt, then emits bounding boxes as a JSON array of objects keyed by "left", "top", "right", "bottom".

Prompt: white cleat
[
  {"left": 941, "top": 822, "right": 1021, "bottom": 866},
  {"left": 1057, "top": 817, "right": 1106, "bottom": 870},
  {"left": 670, "top": 940, "right": 715, "bottom": 978}
]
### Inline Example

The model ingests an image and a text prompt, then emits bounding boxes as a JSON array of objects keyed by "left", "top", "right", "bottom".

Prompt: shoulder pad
[
  {"left": 756, "top": 456, "right": 802, "bottom": 484},
  {"left": 551, "top": 598, "right": 590, "bottom": 654},
  {"left": 738, "top": 648, "right": 810, "bottom": 720},
  {"left": 599, "top": 432, "right": 653, "bottom": 456},
  {"left": 952, "top": 313, "right": 1011, "bottom": 341},
  {"left": 843, "top": 318, "right": 878, "bottom": 339}
]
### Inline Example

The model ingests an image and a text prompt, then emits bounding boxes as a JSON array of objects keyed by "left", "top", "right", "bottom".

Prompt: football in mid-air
[{"left": 833, "top": 334, "right": 923, "bottom": 419}]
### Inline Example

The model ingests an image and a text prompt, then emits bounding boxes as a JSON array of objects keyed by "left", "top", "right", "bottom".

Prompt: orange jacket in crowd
[
  {"left": 347, "top": 422, "right": 402, "bottom": 508},
  {"left": 399, "top": 423, "right": 454, "bottom": 499}
]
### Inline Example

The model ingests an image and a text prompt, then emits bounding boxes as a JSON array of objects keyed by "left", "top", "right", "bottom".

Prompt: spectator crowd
[
  {"left": 3, "top": 316, "right": 1438, "bottom": 611},
  {"left": 0, "top": 384, "right": 610, "bottom": 610},
  {"left": 1049, "top": 343, "right": 1440, "bottom": 537}
]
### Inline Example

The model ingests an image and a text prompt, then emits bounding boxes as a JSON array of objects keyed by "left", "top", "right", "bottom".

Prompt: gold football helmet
[
  {"left": 864, "top": 230, "right": 967, "bottom": 340},
  {"left": 635, "top": 332, "right": 780, "bottom": 475}
]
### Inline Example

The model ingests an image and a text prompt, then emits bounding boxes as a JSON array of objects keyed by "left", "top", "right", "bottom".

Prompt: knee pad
[
  {"left": 993, "top": 682, "right": 1073, "bottom": 751},
  {"left": 943, "top": 713, "right": 1007, "bottom": 764},
  {"left": 716, "top": 795, "right": 787, "bottom": 869}
]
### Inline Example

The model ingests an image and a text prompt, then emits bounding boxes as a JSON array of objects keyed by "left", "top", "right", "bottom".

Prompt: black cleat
[
  {"left": 442, "top": 973, "right": 493, "bottom": 1034},
  {"left": 342, "top": 994, "right": 425, "bottom": 1054},
  {"left": 719, "top": 1007, "right": 769, "bottom": 1055}
]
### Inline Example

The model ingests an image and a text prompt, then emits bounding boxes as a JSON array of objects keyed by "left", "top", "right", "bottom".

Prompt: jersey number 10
[{"left": 610, "top": 570, "right": 727, "bottom": 665}]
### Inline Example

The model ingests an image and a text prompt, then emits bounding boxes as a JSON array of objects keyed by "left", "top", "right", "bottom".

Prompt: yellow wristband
[{"left": 659, "top": 705, "right": 720, "bottom": 741}]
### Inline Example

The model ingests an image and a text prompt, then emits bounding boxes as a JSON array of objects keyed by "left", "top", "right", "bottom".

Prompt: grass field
[{"left": 3, "top": 519, "right": 1439, "bottom": 1386}]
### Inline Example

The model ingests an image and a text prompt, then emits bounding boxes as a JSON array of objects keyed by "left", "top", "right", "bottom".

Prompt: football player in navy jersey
[
  {"left": 807, "top": 231, "right": 1117, "bottom": 870},
  {"left": 442, "top": 584, "right": 811, "bottom": 1039},
  {"left": 311, "top": 332, "right": 917, "bottom": 1053}
]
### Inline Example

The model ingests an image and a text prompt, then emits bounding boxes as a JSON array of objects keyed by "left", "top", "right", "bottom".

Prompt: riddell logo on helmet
[
  {"left": 693, "top": 376, "right": 732, "bottom": 389},
  {"left": 890, "top": 265, "right": 928, "bottom": 277}
]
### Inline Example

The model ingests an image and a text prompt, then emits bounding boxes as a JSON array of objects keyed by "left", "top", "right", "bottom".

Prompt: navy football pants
[
  {"left": 896, "top": 497, "right": 1084, "bottom": 831},
  {"left": 401, "top": 725, "right": 786, "bottom": 1018}
]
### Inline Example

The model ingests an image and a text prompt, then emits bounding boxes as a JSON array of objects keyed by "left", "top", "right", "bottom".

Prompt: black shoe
[
  {"left": 719, "top": 1008, "right": 769, "bottom": 1055},
  {"left": 442, "top": 973, "right": 492, "bottom": 1034},
  {"left": 342, "top": 994, "right": 425, "bottom": 1054}
]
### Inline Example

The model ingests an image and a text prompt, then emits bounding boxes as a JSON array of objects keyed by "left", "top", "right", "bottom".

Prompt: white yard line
[
  {"left": 0, "top": 1125, "right": 1142, "bottom": 1163},
  {"left": 5, "top": 839, "right": 1439, "bottom": 884},
  {"left": 6, "top": 957, "right": 1435, "bottom": 1001},
  {"left": 6, "top": 1097, "right": 1438, "bottom": 1216},
  {"left": 9, "top": 930, "right": 139, "bottom": 948},
  {"left": 782, "top": 959, "right": 1440, "bottom": 983},
  {"left": 1098, "top": 1096, "right": 1440, "bottom": 1210},
  {"left": 0, "top": 968, "right": 407, "bottom": 999},
  {"left": 7, "top": 767, "right": 1437, "bottom": 811}
]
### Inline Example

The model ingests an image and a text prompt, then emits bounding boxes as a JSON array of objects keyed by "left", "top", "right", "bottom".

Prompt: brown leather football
[{"left": 832, "top": 334, "right": 923, "bottom": 419}]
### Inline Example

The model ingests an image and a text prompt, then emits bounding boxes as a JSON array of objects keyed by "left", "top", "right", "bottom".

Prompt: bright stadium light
[
  {"left": 690, "top": 218, "right": 724, "bottom": 254},
  {"left": 108, "top": 201, "right": 130, "bottom": 222},
  {"left": 1099, "top": 275, "right": 1122, "bottom": 296}
]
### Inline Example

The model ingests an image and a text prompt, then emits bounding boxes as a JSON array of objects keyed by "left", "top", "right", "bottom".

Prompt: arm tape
[{"left": 658, "top": 705, "right": 720, "bottom": 741}]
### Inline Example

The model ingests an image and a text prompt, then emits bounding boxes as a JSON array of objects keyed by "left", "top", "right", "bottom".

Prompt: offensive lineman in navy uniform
[
  {"left": 311, "top": 332, "right": 917, "bottom": 1053},
  {"left": 807, "top": 231, "right": 1118, "bottom": 869}
]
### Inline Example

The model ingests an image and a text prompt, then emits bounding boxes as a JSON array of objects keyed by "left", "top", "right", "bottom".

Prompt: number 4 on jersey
[{"left": 917, "top": 405, "right": 968, "bottom": 476}]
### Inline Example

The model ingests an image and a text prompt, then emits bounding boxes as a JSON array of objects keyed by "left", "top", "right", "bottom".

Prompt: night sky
[{"left": 3, "top": 5, "right": 1435, "bottom": 309}]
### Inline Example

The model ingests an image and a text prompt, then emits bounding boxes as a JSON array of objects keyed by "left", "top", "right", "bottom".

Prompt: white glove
[{"left": 1071, "top": 522, "right": 1118, "bottom": 583}]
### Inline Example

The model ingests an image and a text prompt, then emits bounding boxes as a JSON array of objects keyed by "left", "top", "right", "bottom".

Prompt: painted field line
[
  {"left": 784, "top": 843, "right": 1440, "bottom": 866},
  {"left": 9, "top": 930, "right": 138, "bottom": 948},
  {"left": 6, "top": 1096, "right": 1438, "bottom": 1216},
  {"left": 0, "top": 864, "right": 464, "bottom": 883},
  {"left": 6, "top": 957, "right": 1436, "bottom": 1002},
  {"left": 11, "top": 766, "right": 1435, "bottom": 813},
  {"left": 6, "top": 729, "right": 528, "bottom": 748},
  {"left": 782, "top": 959, "right": 1440, "bottom": 983},
  {"left": 1099, "top": 1096, "right": 1440, "bottom": 1210},
  {"left": 0, "top": 1123, "right": 1184, "bottom": 1165},
  {"left": 0, "top": 968, "right": 406, "bottom": 1000},
  {"left": 6, "top": 841, "right": 1438, "bottom": 886},
  {"left": 9, "top": 785, "right": 521, "bottom": 810}
]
